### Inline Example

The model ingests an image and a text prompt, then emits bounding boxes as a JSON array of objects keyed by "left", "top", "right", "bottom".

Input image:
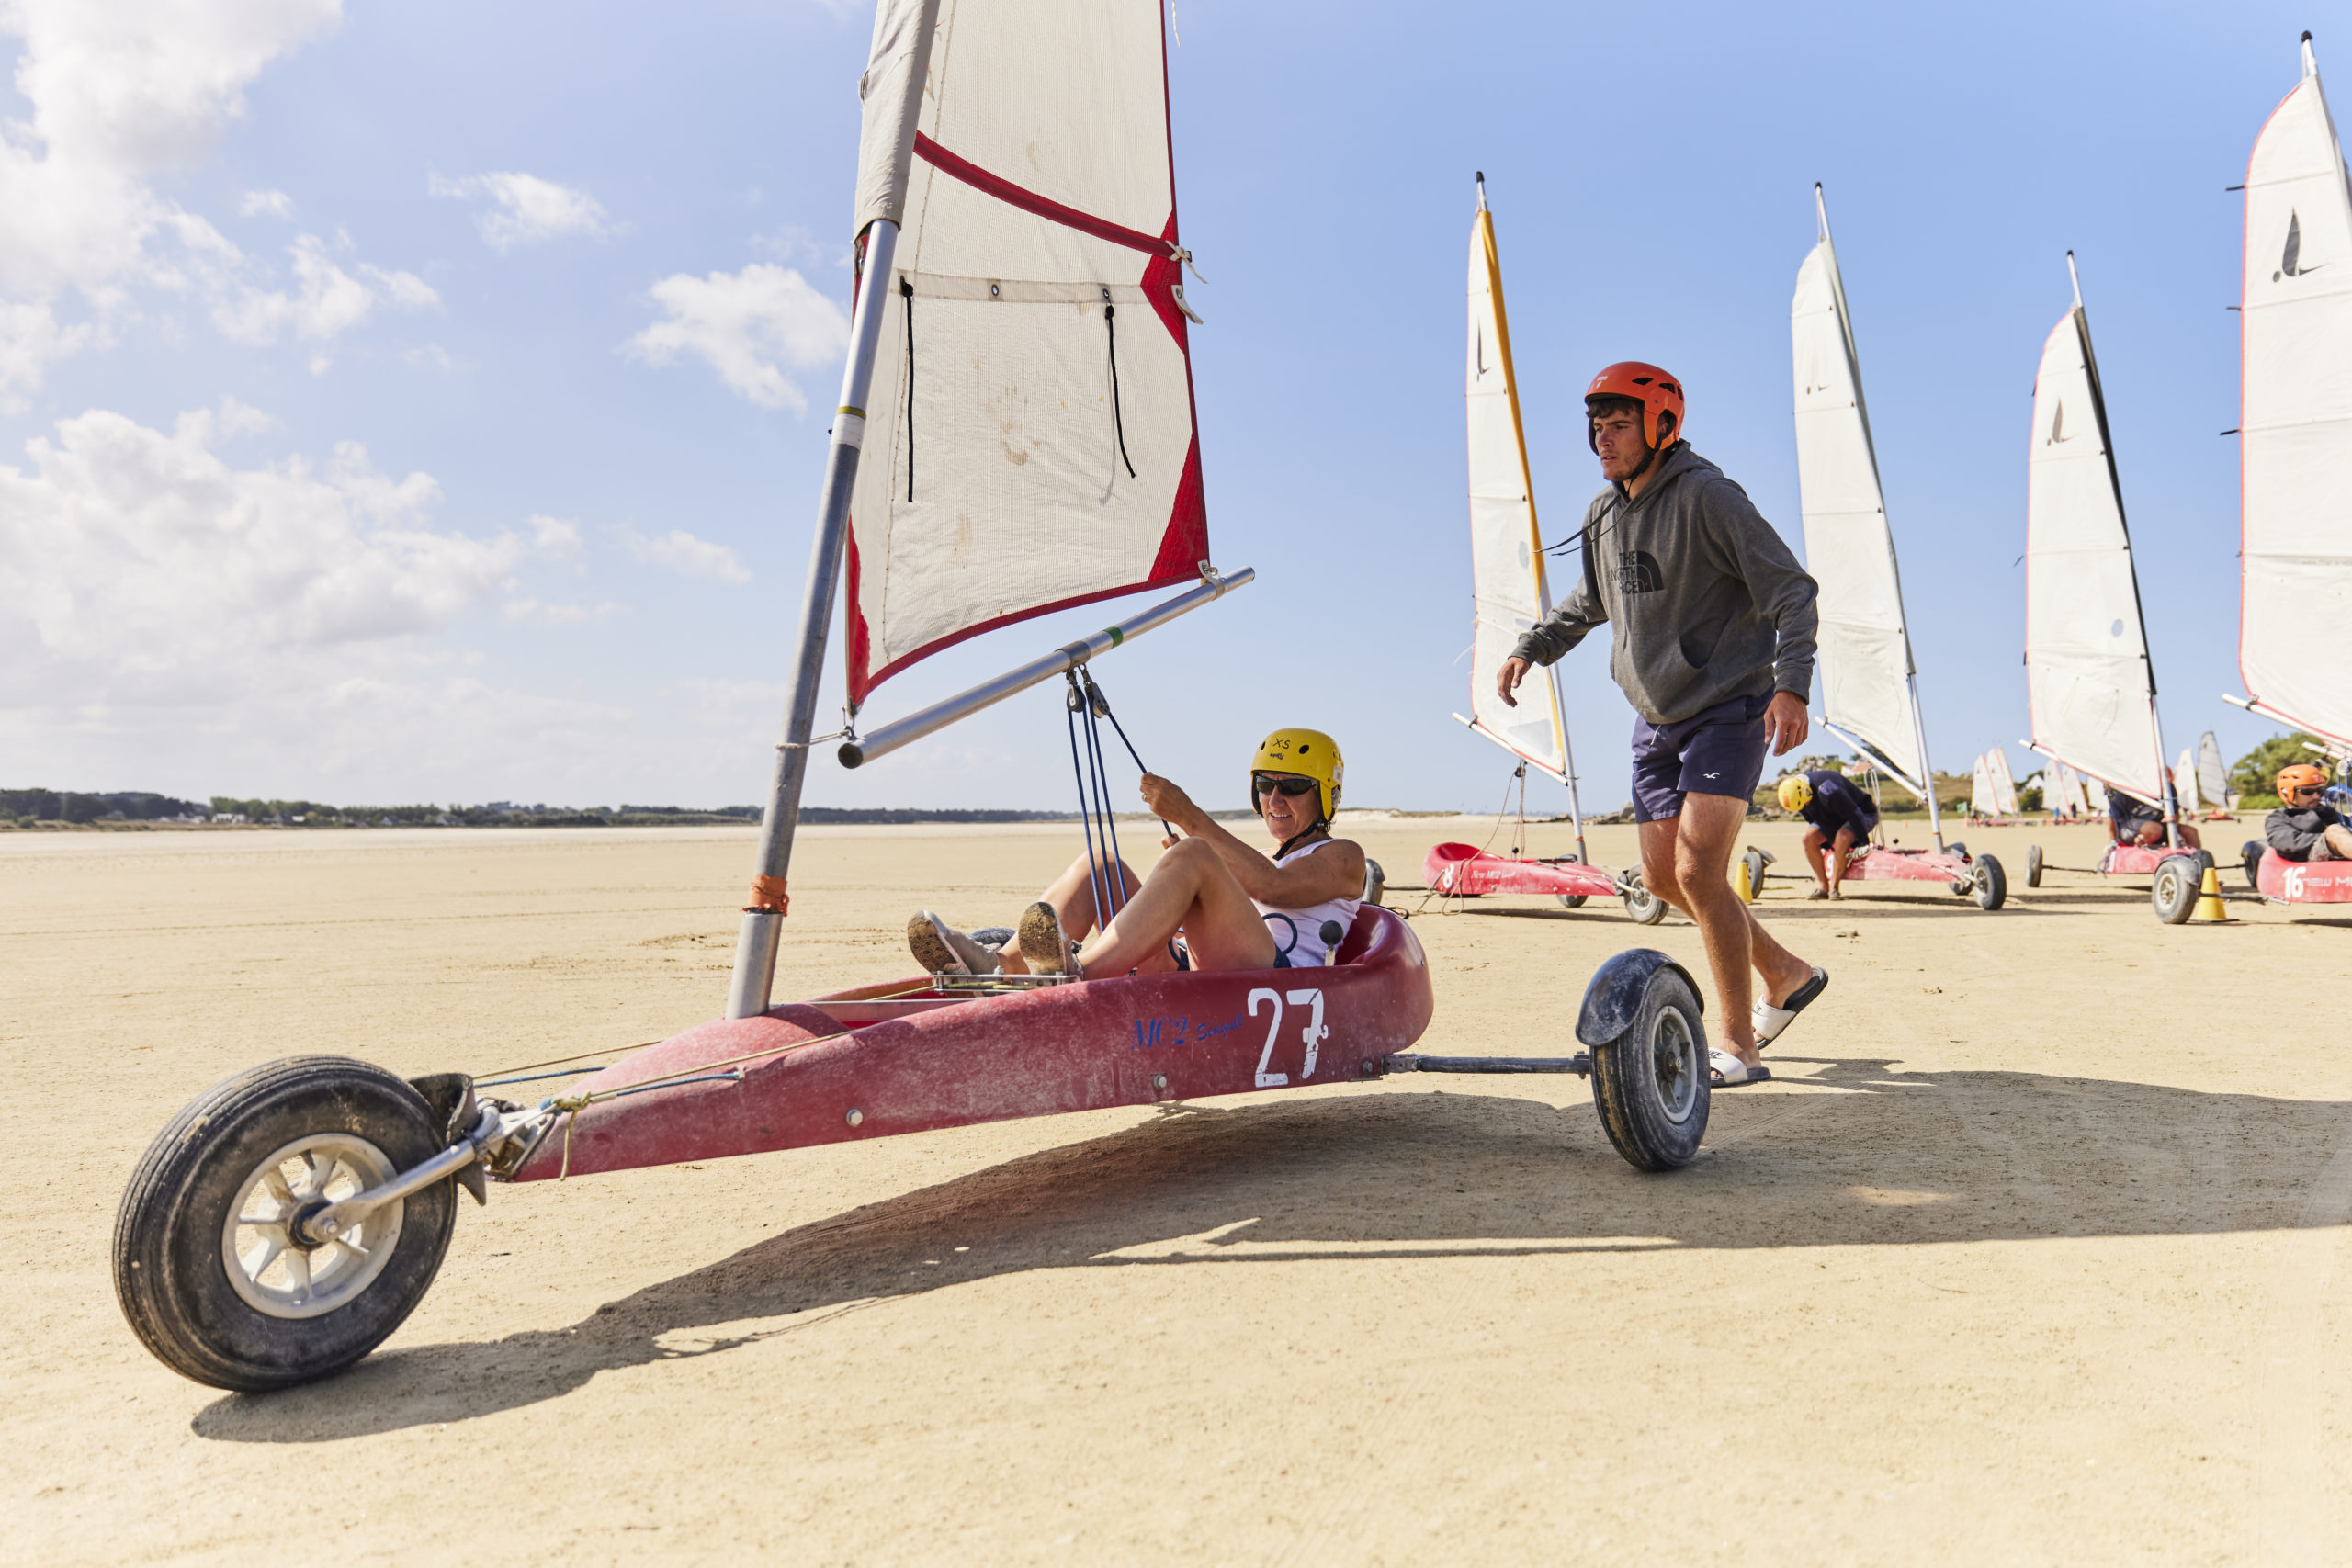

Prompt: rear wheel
[
  {"left": 2026, "top": 843, "right": 2044, "bottom": 887},
  {"left": 1555, "top": 893, "right": 1589, "bottom": 909},
  {"left": 1361, "top": 858, "right": 1386, "bottom": 907},
  {"left": 1589, "top": 964, "right": 1710, "bottom": 1171},
  {"left": 113, "top": 1056, "right": 458, "bottom": 1391},
  {"left": 1740, "top": 847, "right": 1770, "bottom": 901},
  {"left": 2242, "top": 840, "right": 2265, "bottom": 891},
  {"left": 2152, "top": 856, "right": 2199, "bottom": 924},
  {"left": 1972, "top": 854, "right": 2007, "bottom": 910},
  {"left": 1621, "top": 871, "right": 1668, "bottom": 926}
]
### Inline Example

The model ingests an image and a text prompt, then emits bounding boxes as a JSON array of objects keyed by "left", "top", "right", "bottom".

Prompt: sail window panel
[
  {"left": 923, "top": 0, "right": 1173, "bottom": 241},
  {"left": 2030, "top": 648, "right": 2165, "bottom": 801},
  {"left": 2244, "top": 553, "right": 2352, "bottom": 743},
  {"left": 1470, "top": 612, "right": 1565, "bottom": 775},
  {"left": 1819, "top": 621, "right": 1924, "bottom": 789}
]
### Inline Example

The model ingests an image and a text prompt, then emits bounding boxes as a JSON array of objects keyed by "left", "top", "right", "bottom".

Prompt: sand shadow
[{"left": 192, "top": 1056, "right": 2352, "bottom": 1442}]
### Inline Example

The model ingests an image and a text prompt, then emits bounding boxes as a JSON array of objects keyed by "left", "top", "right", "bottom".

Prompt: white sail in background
[
  {"left": 2198, "top": 730, "right": 2229, "bottom": 805},
  {"left": 1463, "top": 186, "right": 1572, "bottom": 784},
  {"left": 2175, "top": 748, "right": 2201, "bottom": 811},
  {"left": 843, "top": 0, "right": 1207, "bottom": 706},
  {"left": 2024, "top": 261, "right": 2169, "bottom": 807},
  {"left": 2240, "top": 34, "right": 2352, "bottom": 751},
  {"left": 1986, "top": 747, "right": 2020, "bottom": 816},
  {"left": 1792, "top": 187, "right": 1929, "bottom": 797},
  {"left": 1971, "top": 752, "right": 1998, "bottom": 818}
]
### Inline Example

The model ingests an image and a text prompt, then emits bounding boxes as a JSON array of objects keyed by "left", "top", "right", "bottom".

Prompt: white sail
[
  {"left": 1463, "top": 188, "right": 1570, "bottom": 783},
  {"left": 2198, "top": 730, "right": 2229, "bottom": 805},
  {"left": 2175, "top": 747, "right": 2201, "bottom": 811},
  {"left": 1792, "top": 188, "right": 1929, "bottom": 798},
  {"left": 1987, "top": 746, "right": 2020, "bottom": 816},
  {"left": 2241, "top": 35, "right": 2352, "bottom": 751},
  {"left": 1971, "top": 752, "right": 1998, "bottom": 818},
  {"left": 843, "top": 0, "right": 1206, "bottom": 706},
  {"left": 2023, "top": 263, "right": 2169, "bottom": 807}
]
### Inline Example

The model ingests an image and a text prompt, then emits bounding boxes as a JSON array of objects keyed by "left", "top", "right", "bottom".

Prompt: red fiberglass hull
[
  {"left": 1423, "top": 842, "right": 1617, "bottom": 899},
  {"left": 2098, "top": 842, "right": 2188, "bottom": 877},
  {"left": 509, "top": 905, "right": 1433, "bottom": 1182},
  {"left": 2258, "top": 852, "right": 2352, "bottom": 903},
  {"left": 1839, "top": 847, "right": 1971, "bottom": 884}
]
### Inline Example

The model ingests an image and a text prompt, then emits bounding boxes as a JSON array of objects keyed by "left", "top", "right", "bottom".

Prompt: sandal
[
  {"left": 1710, "top": 1048, "right": 1772, "bottom": 1088},
  {"left": 1751, "top": 965, "right": 1829, "bottom": 1044}
]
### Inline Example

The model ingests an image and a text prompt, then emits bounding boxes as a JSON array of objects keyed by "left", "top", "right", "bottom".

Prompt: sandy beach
[{"left": 5, "top": 817, "right": 2346, "bottom": 1565}]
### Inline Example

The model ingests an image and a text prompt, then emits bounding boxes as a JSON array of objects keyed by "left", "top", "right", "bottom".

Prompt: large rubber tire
[
  {"left": 1620, "top": 871, "right": 1668, "bottom": 926},
  {"left": 2026, "top": 843, "right": 2044, "bottom": 887},
  {"left": 1741, "top": 847, "right": 1770, "bottom": 900},
  {"left": 1555, "top": 893, "right": 1589, "bottom": 909},
  {"left": 113, "top": 1056, "right": 458, "bottom": 1392},
  {"left": 1972, "top": 854, "right": 2007, "bottom": 911},
  {"left": 2151, "top": 856, "right": 2199, "bottom": 924},
  {"left": 1361, "top": 858, "right": 1386, "bottom": 907},
  {"left": 2242, "top": 840, "right": 2265, "bottom": 891},
  {"left": 1589, "top": 964, "right": 1711, "bottom": 1172}
]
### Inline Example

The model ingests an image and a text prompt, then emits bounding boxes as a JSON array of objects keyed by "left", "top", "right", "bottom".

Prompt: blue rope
[{"left": 1065, "top": 674, "right": 1112, "bottom": 932}]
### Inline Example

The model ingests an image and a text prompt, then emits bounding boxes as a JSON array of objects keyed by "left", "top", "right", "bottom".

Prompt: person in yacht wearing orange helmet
[
  {"left": 2264, "top": 762, "right": 2352, "bottom": 861},
  {"left": 1497, "top": 364, "right": 1824, "bottom": 1088},
  {"left": 906, "top": 728, "right": 1366, "bottom": 979}
]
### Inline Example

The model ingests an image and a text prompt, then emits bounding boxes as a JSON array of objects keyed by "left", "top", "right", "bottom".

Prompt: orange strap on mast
[{"left": 746, "top": 875, "right": 789, "bottom": 915}]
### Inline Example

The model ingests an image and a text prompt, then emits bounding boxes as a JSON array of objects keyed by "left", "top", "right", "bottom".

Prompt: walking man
[{"left": 1498, "top": 363, "right": 1826, "bottom": 1087}]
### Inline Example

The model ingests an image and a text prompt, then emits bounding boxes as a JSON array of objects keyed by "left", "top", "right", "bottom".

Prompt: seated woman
[
  {"left": 2109, "top": 788, "right": 2201, "bottom": 852},
  {"left": 908, "top": 728, "right": 1366, "bottom": 980},
  {"left": 2265, "top": 763, "right": 2352, "bottom": 861}
]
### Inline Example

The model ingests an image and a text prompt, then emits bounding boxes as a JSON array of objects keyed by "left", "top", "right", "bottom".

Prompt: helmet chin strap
[{"left": 1275, "top": 822, "right": 1330, "bottom": 859}]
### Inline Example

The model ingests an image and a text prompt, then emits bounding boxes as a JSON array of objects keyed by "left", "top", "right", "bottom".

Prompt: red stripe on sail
[{"left": 914, "top": 133, "right": 1175, "bottom": 258}]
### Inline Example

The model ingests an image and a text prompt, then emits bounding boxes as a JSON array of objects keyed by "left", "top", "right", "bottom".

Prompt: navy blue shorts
[{"left": 1630, "top": 694, "right": 1772, "bottom": 824}]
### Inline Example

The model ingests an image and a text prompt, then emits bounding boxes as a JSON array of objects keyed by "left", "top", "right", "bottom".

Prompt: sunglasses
[
  {"left": 1252, "top": 773, "right": 1318, "bottom": 798},
  {"left": 2289, "top": 785, "right": 2324, "bottom": 798}
]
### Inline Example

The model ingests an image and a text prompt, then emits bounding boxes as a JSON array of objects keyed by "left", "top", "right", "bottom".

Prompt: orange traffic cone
[{"left": 2194, "top": 865, "right": 2231, "bottom": 922}]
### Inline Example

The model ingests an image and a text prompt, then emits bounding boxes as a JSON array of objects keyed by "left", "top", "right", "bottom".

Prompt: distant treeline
[
  {"left": 2, "top": 790, "right": 1087, "bottom": 829},
  {"left": 1, "top": 789, "right": 204, "bottom": 824}
]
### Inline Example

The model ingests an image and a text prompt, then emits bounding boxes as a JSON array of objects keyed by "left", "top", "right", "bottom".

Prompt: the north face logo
[{"left": 1617, "top": 549, "right": 1664, "bottom": 593}]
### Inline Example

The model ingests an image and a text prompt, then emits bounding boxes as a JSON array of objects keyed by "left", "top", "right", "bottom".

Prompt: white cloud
[
  {"left": 0, "top": 401, "right": 527, "bottom": 707},
  {"left": 529, "top": 514, "right": 582, "bottom": 556},
  {"left": 431, "top": 171, "right": 612, "bottom": 250},
  {"left": 616, "top": 524, "right": 751, "bottom": 583},
  {"left": 503, "top": 597, "right": 620, "bottom": 626},
  {"left": 624, "top": 263, "right": 847, "bottom": 412},
  {"left": 398, "top": 343, "right": 465, "bottom": 373},
  {"left": 213, "top": 233, "right": 438, "bottom": 354},
  {"left": 0, "top": 1, "right": 345, "bottom": 393},
  {"left": 240, "top": 188, "right": 295, "bottom": 220}
]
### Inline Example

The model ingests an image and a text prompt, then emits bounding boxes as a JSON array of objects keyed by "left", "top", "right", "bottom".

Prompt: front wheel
[
  {"left": 1740, "top": 847, "right": 1770, "bottom": 902},
  {"left": 2152, "top": 856, "right": 2199, "bottom": 924},
  {"left": 2026, "top": 843, "right": 2044, "bottom": 887},
  {"left": 1972, "top": 854, "right": 2007, "bottom": 911},
  {"left": 1620, "top": 870, "right": 1668, "bottom": 926},
  {"left": 1555, "top": 892, "right": 1589, "bottom": 909},
  {"left": 1589, "top": 964, "right": 1711, "bottom": 1171},
  {"left": 113, "top": 1056, "right": 459, "bottom": 1391},
  {"left": 2242, "top": 840, "right": 2265, "bottom": 891}
]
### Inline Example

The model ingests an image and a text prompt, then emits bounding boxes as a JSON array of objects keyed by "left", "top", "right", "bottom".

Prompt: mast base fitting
[{"left": 747, "top": 876, "right": 789, "bottom": 915}]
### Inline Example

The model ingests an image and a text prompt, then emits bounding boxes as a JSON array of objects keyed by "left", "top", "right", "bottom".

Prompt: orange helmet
[
  {"left": 1586, "top": 361, "right": 1685, "bottom": 452},
  {"left": 2278, "top": 762, "right": 2328, "bottom": 797}
]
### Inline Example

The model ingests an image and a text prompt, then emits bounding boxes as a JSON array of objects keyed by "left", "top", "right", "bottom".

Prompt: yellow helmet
[
  {"left": 1251, "top": 728, "right": 1343, "bottom": 822},
  {"left": 1777, "top": 773, "right": 1813, "bottom": 813}
]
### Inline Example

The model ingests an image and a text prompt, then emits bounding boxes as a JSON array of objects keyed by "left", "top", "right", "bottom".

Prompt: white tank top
[{"left": 1254, "top": 838, "right": 1362, "bottom": 967}]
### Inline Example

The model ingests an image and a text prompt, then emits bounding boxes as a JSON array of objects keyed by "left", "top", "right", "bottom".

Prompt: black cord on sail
[
  {"left": 900, "top": 276, "right": 916, "bottom": 502},
  {"left": 1105, "top": 299, "right": 1136, "bottom": 479}
]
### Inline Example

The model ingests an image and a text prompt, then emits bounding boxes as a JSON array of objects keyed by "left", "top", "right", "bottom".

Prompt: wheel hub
[{"left": 220, "top": 1133, "right": 406, "bottom": 1320}]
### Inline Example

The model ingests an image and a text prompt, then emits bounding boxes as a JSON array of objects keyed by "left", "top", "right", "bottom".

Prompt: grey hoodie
[{"left": 1510, "top": 443, "right": 1818, "bottom": 726}]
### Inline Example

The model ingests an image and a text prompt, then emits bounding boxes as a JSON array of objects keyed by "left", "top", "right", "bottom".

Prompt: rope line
[
  {"left": 1105, "top": 301, "right": 1136, "bottom": 479},
  {"left": 900, "top": 276, "right": 916, "bottom": 502}
]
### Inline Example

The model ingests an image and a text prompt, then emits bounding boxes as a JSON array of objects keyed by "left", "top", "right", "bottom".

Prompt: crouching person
[{"left": 909, "top": 728, "right": 1364, "bottom": 979}]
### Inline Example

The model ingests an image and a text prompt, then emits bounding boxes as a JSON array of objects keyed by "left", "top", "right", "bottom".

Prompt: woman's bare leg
[
  {"left": 1079, "top": 838, "right": 1277, "bottom": 976},
  {"left": 1001, "top": 852, "right": 1144, "bottom": 975}
]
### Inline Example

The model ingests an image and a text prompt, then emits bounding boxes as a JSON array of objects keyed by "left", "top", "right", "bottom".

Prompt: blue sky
[{"left": 0, "top": 1, "right": 2326, "bottom": 814}]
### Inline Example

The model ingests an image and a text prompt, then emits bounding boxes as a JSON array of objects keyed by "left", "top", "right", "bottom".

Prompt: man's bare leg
[
  {"left": 2321, "top": 823, "right": 2352, "bottom": 860},
  {"left": 1639, "top": 794, "right": 1813, "bottom": 1066},
  {"left": 1829, "top": 825, "right": 1856, "bottom": 895},
  {"left": 1801, "top": 827, "right": 1830, "bottom": 894}
]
